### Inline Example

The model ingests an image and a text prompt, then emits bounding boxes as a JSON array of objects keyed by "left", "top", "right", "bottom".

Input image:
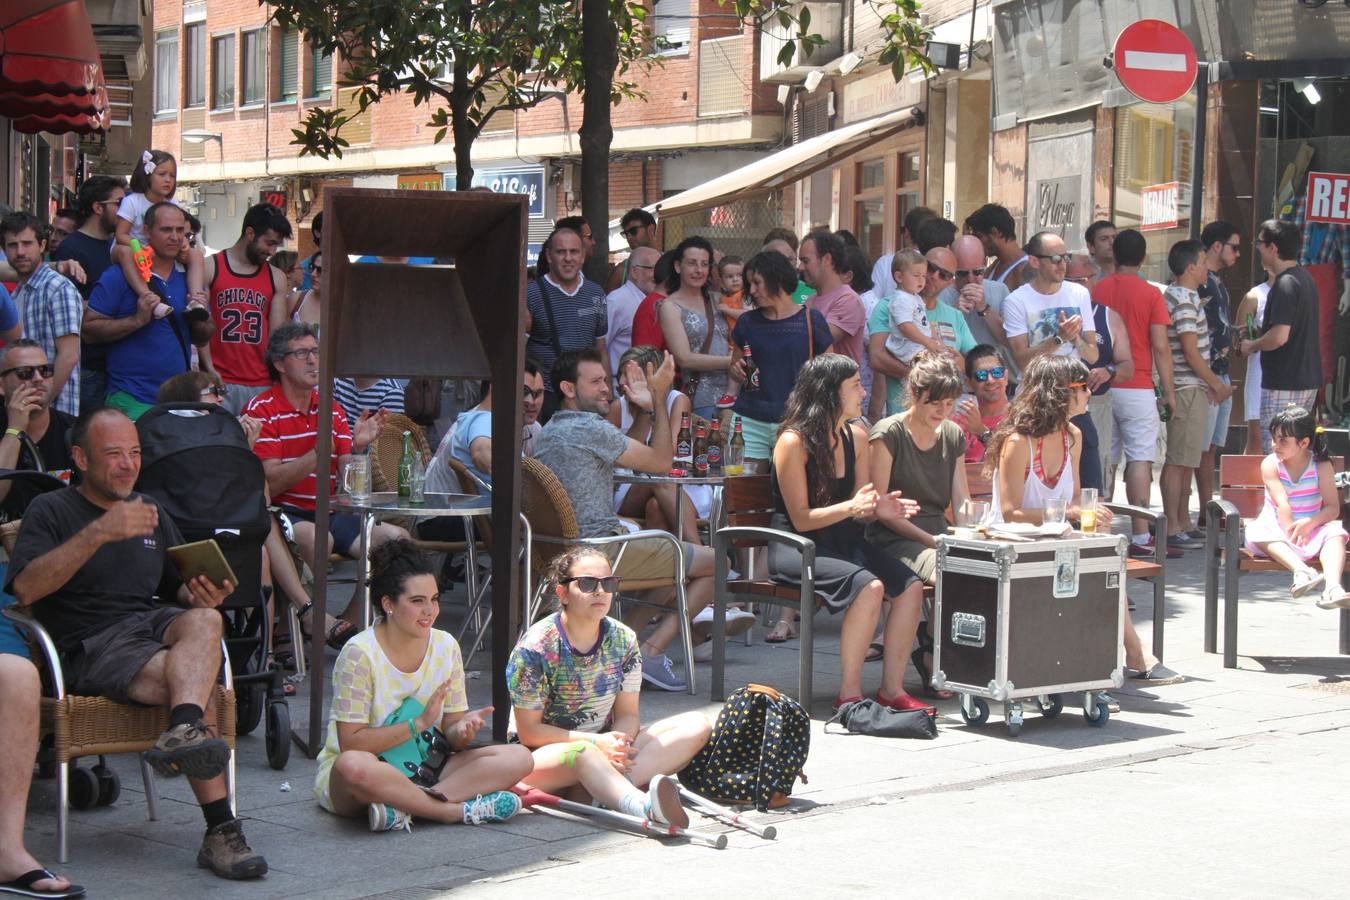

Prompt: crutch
[
  {"left": 676, "top": 784, "right": 777, "bottom": 839},
  {"left": 515, "top": 787, "right": 728, "bottom": 849}
]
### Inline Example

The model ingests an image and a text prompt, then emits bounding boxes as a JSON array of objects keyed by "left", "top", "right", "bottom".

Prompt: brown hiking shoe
[
  {"left": 197, "top": 819, "right": 268, "bottom": 879},
  {"left": 144, "top": 722, "right": 229, "bottom": 779}
]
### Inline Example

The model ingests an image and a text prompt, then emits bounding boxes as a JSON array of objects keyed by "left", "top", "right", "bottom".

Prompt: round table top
[
  {"left": 331, "top": 491, "right": 492, "bottom": 516},
  {"left": 612, "top": 471, "right": 726, "bottom": 486}
]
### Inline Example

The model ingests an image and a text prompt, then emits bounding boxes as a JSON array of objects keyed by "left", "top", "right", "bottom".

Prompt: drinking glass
[
  {"left": 342, "top": 455, "right": 371, "bottom": 501},
  {"left": 1044, "top": 497, "right": 1067, "bottom": 525},
  {"left": 1079, "top": 488, "right": 1098, "bottom": 533}
]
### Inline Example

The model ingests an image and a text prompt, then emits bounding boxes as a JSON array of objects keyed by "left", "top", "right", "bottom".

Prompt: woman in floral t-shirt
[
  {"left": 314, "top": 541, "right": 533, "bottom": 832},
  {"left": 508, "top": 547, "right": 710, "bottom": 828}
]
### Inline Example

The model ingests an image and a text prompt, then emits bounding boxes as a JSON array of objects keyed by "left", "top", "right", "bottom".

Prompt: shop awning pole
[{"left": 1190, "top": 64, "right": 1208, "bottom": 241}]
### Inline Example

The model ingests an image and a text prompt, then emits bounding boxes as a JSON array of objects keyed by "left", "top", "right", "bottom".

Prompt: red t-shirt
[
  {"left": 1092, "top": 274, "right": 1171, "bottom": 390},
  {"left": 246, "top": 385, "right": 353, "bottom": 510},
  {"left": 207, "top": 252, "right": 276, "bottom": 387},
  {"left": 629, "top": 291, "right": 668, "bottom": 354}
]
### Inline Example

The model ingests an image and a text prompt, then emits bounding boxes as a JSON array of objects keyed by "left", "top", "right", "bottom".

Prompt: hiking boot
[
  {"left": 145, "top": 722, "right": 229, "bottom": 779},
  {"left": 641, "top": 654, "right": 688, "bottom": 692},
  {"left": 645, "top": 774, "right": 688, "bottom": 828},
  {"left": 368, "top": 802, "right": 413, "bottom": 833},
  {"left": 197, "top": 819, "right": 267, "bottom": 880},
  {"left": 461, "top": 791, "right": 521, "bottom": 825}
]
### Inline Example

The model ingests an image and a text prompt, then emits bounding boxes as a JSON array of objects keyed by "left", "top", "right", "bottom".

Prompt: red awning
[{"left": 0, "top": 0, "right": 109, "bottom": 134}]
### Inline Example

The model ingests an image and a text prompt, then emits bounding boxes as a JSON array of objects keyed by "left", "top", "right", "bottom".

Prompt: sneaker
[
  {"left": 692, "top": 639, "right": 713, "bottom": 663},
  {"left": 692, "top": 606, "right": 755, "bottom": 639},
  {"left": 1130, "top": 538, "right": 1183, "bottom": 560},
  {"left": 1315, "top": 589, "right": 1350, "bottom": 610},
  {"left": 1186, "top": 529, "right": 1207, "bottom": 542},
  {"left": 462, "top": 790, "right": 522, "bottom": 825},
  {"left": 1291, "top": 568, "right": 1325, "bottom": 598},
  {"left": 368, "top": 802, "right": 412, "bottom": 833},
  {"left": 145, "top": 722, "right": 230, "bottom": 779},
  {"left": 714, "top": 394, "right": 736, "bottom": 409},
  {"left": 645, "top": 774, "right": 689, "bottom": 828},
  {"left": 197, "top": 819, "right": 268, "bottom": 880},
  {"left": 1166, "top": 533, "right": 1203, "bottom": 551},
  {"left": 641, "top": 653, "right": 688, "bottom": 691}
]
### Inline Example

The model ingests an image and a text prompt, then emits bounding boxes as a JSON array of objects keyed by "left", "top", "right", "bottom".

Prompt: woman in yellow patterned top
[{"left": 314, "top": 540, "right": 533, "bottom": 832}]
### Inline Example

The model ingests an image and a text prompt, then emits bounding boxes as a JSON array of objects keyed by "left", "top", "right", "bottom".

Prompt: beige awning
[{"left": 654, "top": 104, "right": 923, "bottom": 219}]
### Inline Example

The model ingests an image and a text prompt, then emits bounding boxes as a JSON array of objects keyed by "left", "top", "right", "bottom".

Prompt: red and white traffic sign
[
  {"left": 1305, "top": 172, "right": 1350, "bottom": 225},
  {"left": 1112, "top": 19, "right": 1198, "bottom": 105}
]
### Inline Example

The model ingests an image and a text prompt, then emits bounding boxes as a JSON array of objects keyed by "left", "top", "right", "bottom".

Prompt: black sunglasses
[
  {"left": 927, "top": 262, "right": 955, "bottom": 279},
  {"left": 0, "top": 364, "right": 54, "bottom": 380},
  {"left": 623, "top": 225, "right": 645, "bottom": 237},
  {"left": 953, "top": 269, "right": 979, "bottom": 279},
  {"left": 562, "top": 575, "right": 622, "bottom": 594},
  {"left": 523, "top": 387, "right": 544, "bottom": 400},
  {"left": 1033, "top": 253, "right": 1069, "bottom": 264},
  {"left": 200, "top": 384, "right": 226, "bottom": 398},
  {"left": 974, "top": 366, "right": 1006, "bottom": 382}
]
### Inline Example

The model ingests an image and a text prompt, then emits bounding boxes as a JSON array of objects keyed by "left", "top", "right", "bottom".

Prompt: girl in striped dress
[{"left": 1244, "top": 407, "right": 1350, "bottom": 608}]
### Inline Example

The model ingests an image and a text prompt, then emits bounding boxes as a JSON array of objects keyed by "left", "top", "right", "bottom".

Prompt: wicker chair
[
  {"left": 519, "top": 458, "right": 696, "bottom": 693},
  {"left": 370, "top": 415, "right": 430, "bottom": 492}
]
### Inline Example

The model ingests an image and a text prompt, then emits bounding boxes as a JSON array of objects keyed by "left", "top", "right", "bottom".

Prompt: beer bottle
[
  {"left": 397, "top": 430, "right": 415, "bottom": 497},
  {"left": 674, "top": 413, "right": 693, "bottom": 471},
  {"left": 725, "top": 416, "right": 746, "bottom": 475},
  {"left": 693, "top": 423, "right": 709, "bottom": 476},
  {"left": 742, "top": 345, "right": 760, "bottom": 392},
  {"left": 1246, "top": 312, "right": 1258, "bottom": 340},
  {"left": 1154, "top": 383, "right": 1171, "bottom": 423},
  {"left": 707, "top": 418, "right": 724, "bottom": 476}
]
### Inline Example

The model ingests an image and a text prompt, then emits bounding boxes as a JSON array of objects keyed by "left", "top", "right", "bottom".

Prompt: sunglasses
[
  {"left": 954, "top": 269, "right": 979, "bottom": 279},
  {"left": 1, "top": 364, "right": 54, "bottom": 380},
  {"left": 973, "top": 367, "right": 1006, "bottom": 382},
  {"left": 200, "top": 384, "right": 226, "bottom": 398},
  {"left": 623, "top": 225, "right": 646, "bottom": 237},
  {"left": 312, "top": 266, "right": 324, "bottom": 275},
  {"left": 1068, "top": 381, "right": 1090, "bottom": 391},
  {"left": 523, "top": 387, "right": 544, "bottom": 401},
  {"left": 562, "top": 575, "right": 622, "bottom": 594},
  {"left": 1225, "top": 241, "right": 1241, "bottom": 250},
  {"left": 927, "top": 262, "right": 955, "bottom": 280},
  {"left": 1034, "top": 254, "right": 1069, "bottom": 264}
]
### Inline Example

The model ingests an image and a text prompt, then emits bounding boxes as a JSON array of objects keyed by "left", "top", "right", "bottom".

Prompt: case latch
[
  {"left": 1053, "top": 547, "right": 1080, "bottom": 598},
  {"left": 951, "top": 612, "right": 986, "bottom": 648}
]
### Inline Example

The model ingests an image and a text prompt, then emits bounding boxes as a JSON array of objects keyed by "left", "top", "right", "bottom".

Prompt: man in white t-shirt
[
  {"left": 1002, "top": 231, "right": 1102, "bottom": 491},
  {"left": 605, "top": 245, "right": 659, "bottom": 374}
]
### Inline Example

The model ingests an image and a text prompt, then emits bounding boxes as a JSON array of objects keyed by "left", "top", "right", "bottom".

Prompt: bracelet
[
  {"left": 4, "top": 427, "right": 22, "bottom": 439},
  {"left": 976, "top": 306, "right": 988, "bottom": 317}
]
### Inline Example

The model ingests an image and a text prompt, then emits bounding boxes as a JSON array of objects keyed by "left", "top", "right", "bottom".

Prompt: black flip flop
[
  {"left": 326, "top": 619, "right": 357, "bottom": 651},
  {"left": 0, "top": 868, "right": 86, "bottom": 899}
]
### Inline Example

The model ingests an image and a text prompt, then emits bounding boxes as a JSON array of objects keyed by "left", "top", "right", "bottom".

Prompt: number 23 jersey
[{"left": 208, "top": 251, "right": 276, "bottom": 387}]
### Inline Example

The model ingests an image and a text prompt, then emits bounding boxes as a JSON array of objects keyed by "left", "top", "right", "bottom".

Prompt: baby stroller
[{"left": 135, "top": 402, "right": 290, "bottom": 769}]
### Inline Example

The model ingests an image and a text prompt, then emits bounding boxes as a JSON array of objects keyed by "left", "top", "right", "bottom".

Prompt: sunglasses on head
[
  {"left": 927, "top": 262, "right": 955, "bottom": 279},
  {"left": 974, "top": 366, "right": 1006, "bottom": 382},
  {"left": 1, "top": 364, "right": 54, "bottom": 381},
  {"left": 562, "top": 575, "right": 622, "bottom": 594}
]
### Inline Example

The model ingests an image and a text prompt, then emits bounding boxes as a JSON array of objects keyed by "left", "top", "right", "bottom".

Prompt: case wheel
[
  {"left": 266, "top": 702, "right": 291, "bottom": 770},
  {"left": 69, "top": 766, "right": 99, "bottom": 810},
  {"left": 1005, "top": 719, "right": 1022, "bottom": 737},
  {"left": 1084, "top": 700, "right": 1110, "bottom": 727},
  {"left": 92, "top": 763, "right": 121, "bottom": 806},
  {"left": 1039, "top": 694, "right": 1063, "bottom": 719},
  {"left": 960, "top": 696, "right": 989, "bottom": 726},
  {"left": 236, "top": 683, "right": 266, "bottom": 737}
]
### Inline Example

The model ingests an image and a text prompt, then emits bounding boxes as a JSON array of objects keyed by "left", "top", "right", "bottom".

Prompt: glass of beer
[
  {"left": 1079, "top": 488, "right": 1098, "bottom": 533},
  {"left": 342, "top": 455, "right": 371, "bottom": 501}
]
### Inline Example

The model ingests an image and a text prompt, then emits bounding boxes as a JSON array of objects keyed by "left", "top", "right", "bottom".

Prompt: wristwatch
[
  {"left": 1052, "top": 335, "right": 1065, "bottom": 345},
  {"left": 975, "top": 305, "right": 988, "bottom": 318},
  {"left": 978, "top": 430, "right": 993, "bottom": 445},
  {"left": 1105, "top": 364, "right": 1117, "bottom": 378}
]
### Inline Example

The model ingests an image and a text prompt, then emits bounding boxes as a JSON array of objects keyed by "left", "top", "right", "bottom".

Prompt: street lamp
[{"left": 181, "top": 129, "right": 223, "bottom": 144}]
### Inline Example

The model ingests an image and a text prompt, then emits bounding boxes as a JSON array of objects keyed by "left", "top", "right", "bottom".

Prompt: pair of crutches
[{"left": 516, "top": 781, "right": 777, "bottom": 849}]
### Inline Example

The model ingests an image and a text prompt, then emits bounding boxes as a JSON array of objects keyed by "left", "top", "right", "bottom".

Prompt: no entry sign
[{"left": 1112, "top": 19, "right": 1198, "bottom": 105}]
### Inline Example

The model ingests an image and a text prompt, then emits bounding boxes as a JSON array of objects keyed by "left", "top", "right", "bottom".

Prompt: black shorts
[
  {"left": 278, "top": 505, "right": 363, "bottom": 557},
  {"left": 63, "top": 607, "right": 185, "bottom": 703}
]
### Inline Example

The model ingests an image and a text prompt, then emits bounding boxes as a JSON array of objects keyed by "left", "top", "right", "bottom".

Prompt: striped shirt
[
  {"left": 1269, "top": 457, "right": 1323, "bottom": 520},
  {"left": 332, "top": 377, "right": 405, "bottom": 428},
  {"left": 1164, "top": 284, "right": 1210, "bottom": 388},
  {"left": 526, "top": 274, "right": 608, "bottom": 392},
  {"left": 14, "top": 264, "right": 82, "bottom": 416},
  {"left": 245, "top": 385, "right": 352, "bottom": 510}
]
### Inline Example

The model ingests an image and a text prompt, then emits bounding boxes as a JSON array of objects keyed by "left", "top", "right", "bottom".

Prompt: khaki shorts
[
  {"left": 1165, "top": 385, "right": 1210, "bottom": 468},
  {"left": 607, "top": 536, "right": 694, "bottom": 590}
]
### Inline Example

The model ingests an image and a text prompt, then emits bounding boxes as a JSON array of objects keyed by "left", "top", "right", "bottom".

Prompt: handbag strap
[{"left": 536, "top": 276, "right": 564, "bottom": 362}]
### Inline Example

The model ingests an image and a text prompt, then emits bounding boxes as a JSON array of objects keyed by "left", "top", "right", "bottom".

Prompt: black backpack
[{"left": 679, "top": 683, "right": 810, "bottom": 812}]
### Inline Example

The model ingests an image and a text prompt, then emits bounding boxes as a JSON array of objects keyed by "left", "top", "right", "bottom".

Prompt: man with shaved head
[
  {"left": 939, "top": 234, "right": 1017, "bottom": 383},
  {"left": 606, "top": 244, "right": 660, "bottom": 373},
  {"left": 917, "top": 247, "right": 977, "bottom": 366}
]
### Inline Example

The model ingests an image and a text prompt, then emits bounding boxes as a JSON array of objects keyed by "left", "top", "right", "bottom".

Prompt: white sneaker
[
  {"left": 645, "top": 774, "right": 688, "bottom": 828},
  {"left": 1291, "top": 569, "right": 1325, "bottom": 598},
  {"left": 692, "top": 640, "right": 713, "bottom": 663},
  {"left": 368, "top": 802, "right": 412, "bottom": 833},
  {"left": 692, "top": 606, "right": 755, "bottom": 638}
]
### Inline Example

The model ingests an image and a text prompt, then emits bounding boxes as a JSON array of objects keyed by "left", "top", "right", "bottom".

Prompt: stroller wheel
[
  {"left": 266, "top": 702, "right": 291, "bottom": 770},
  {"left": 236, "top": 684, "right": 266, "bottom": 737}
]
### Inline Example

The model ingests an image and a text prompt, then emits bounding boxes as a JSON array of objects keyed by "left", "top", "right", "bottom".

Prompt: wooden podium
[{"left": 302, "top": 187, "right": 527, "bottom": 751}]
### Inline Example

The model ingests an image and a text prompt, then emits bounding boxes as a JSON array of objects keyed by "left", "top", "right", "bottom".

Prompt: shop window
[
  {"left": 154, "top": 30, "right": 178, "bottom": 115},
  {"left": 241, "top": 30, "right": 265, "bottom": 106},
  {"left": 896, "top": 192, "right": 920, "bottom": 247},
  {"left": 1112, "top": 97, "right": 1196, "bottom": 281},
  {"left": 900, "top": 152, "right": 921, "bottom": 187},
  {"left": 857, "top": 159, "right": 885, "bottom": 191},
  {"left": 185, "top": 23, "right": 205, "bottom": 108},
  {"left": 212, "top": 33, "right": 236, "bottom": 110},
  {"left": 857, "top": 198, "right": 885, "bottom": 261}
]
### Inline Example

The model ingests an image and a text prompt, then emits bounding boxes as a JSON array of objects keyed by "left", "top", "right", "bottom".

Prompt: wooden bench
[
  {"left": 1204, "top": 454, "right": 1350, "bottom": 668},
  {"left": 965, "top": 461, "right": 1170, "bottom": 663}
]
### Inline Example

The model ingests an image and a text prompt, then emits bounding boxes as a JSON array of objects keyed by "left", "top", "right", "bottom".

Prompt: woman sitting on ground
[
  {"left": 314, "top": 540, "right": 533, "bottom": 831},
  {"left": 508, "top": 547, "right": 711, "bottom": 828},
  {"left": 766, "top": 354, "right": 928, "bottom": 711}
]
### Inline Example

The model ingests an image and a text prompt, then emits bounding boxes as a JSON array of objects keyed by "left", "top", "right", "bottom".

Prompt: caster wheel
[
  {"left": 1084, "top": 700, "right": 1110, "bottom": 727},
  {"left": 266, "top": 702, "right": 291, "bottom": 770},
  {"left": 960, "top": 697, "right": 989, "bottom": 726},
  {"left": 92, "top": 764, "right": 120, "bottom": 806},
  {"left": 69, "top": 766, "right": 99, "bottom": 810},
  {"left": 1006, "top": 720, "right": 1022, "bottom": 737},
  {"left": 1040, "top": 695, "right": 1063, "bottom": 719},
  {"left": 236, "top": 684, "right": 265, "bottom": 737}
]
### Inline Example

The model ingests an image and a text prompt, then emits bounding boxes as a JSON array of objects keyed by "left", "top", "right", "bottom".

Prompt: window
[
  {"left": 275, "top": 27, "right": 298, "bottom": 102},
  {"left": 653, "top": 0, "right": 690, "bottom": 52},
  {"left": 184, "top": 23, "right": 205, "bottom": 107},
  {"left": 212, "top": 33, "right": 236, "bottom": 109},
  {"left": 308, "top": 41, "right": 333, "bottom": 98},
  {"left": 857, "top": 159, "right": 885, "bottom": 191},
  {"left": 154, "top": 30, "right": 178, "bottom": 115},
  {"left": 241, "top": 29, "right": 264, "bottom": 105}
]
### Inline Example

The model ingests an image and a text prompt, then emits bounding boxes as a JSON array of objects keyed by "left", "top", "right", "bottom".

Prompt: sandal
[
  {"left": 326, "top": 619, "right": 357, "bottom": 651},
  {"left": 911, "top": 629, "right": 953, "bottom": 699},
  {"left": 764, "top": 619, "right": 797, "bottom": 643},
  {"left": 865, "top": 641, "right": 884, "bottom": 662},
  {"left": 0, "top": 867, "right": 85, "bottom": 899}
]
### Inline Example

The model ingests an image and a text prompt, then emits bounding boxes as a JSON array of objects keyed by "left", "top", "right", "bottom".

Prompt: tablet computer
[{"left": 167, "top": 539, "right": 238, "bottom": 588}]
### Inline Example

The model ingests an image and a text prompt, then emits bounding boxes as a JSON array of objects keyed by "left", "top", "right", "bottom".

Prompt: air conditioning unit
[{"left": 760, "top": 1, "right": 844, "bottom": 83}]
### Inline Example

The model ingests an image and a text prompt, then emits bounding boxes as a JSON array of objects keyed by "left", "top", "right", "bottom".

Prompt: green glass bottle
[{"left": 397, "top": 430, "right": 414, "bottom": 497}]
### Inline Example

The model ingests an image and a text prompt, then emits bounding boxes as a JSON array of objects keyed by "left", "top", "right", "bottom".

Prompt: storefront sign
[
  {"left": 1030, "top": 175, "right": 1082, "bottom": 243},
  {"left": 839, "top": 68, "right": 922, "bottom": 125},
  {"left": 471, "top": 166, "right": 546, "bottom": 218},
  {"left": 1305, "top": 171, "right": 1350, "bottom": 225},
  {"left": 259, "top": 190, "right": 287, "bottom": 211},
  {"left": 1140, "top": 182, "right": 1180, "bottom": 231},
  {"left": 397, "top": 171, "right": 444, "bottom": 192},
  {"left": 1111, "top": 19, "right": 1197, "bottom": 105}
]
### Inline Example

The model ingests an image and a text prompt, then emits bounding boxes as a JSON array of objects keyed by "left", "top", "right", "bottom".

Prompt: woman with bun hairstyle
[{"left": 314, "top": 540, "right": 533, "bottom": 832}]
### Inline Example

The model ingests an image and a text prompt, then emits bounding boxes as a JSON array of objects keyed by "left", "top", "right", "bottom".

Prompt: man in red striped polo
[{"left": 245, "top": 322, "right": 405, "bottom": 641}]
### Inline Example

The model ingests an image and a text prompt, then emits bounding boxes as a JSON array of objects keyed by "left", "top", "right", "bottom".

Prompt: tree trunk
[
  {"left": 579, "top": 0, "right": 616, "bottom": 284},
  {"left": 450, "top": 6, "right": 476, "bottom": 190}
]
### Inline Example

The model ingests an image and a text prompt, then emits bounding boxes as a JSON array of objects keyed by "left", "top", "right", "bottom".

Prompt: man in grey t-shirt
[{"left": 534, "top": 348, "right": 717, "bottom": 692}]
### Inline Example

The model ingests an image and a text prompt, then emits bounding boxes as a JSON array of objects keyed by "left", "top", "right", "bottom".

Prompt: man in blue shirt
[{"left": 83, "top": 203, "right": 215, "bottom": 420}]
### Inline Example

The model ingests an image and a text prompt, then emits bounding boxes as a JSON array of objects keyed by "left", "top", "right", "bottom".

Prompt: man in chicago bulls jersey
[{"left": 202, "top": 203, "right": 293, "bottom": 414}]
